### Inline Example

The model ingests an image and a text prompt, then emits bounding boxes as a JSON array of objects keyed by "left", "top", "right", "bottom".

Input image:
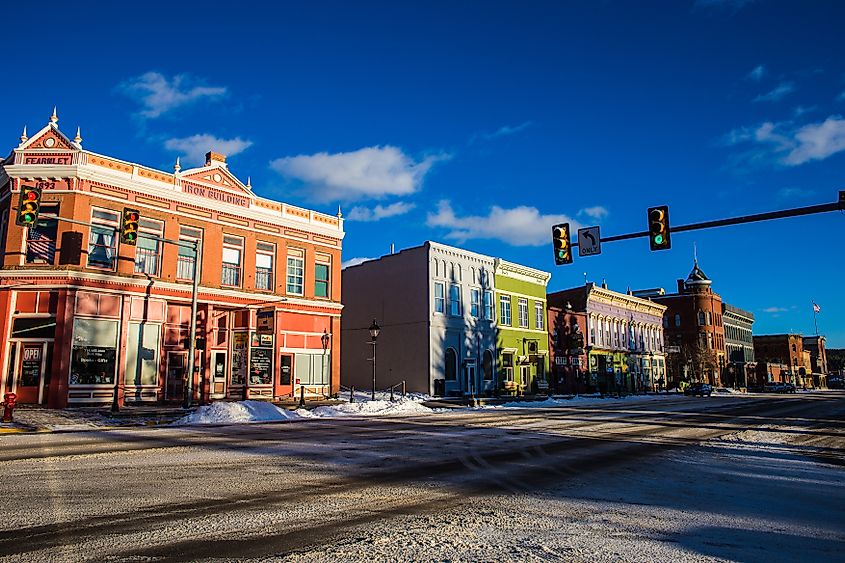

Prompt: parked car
[
  {"left": 829, "top": 377, "right": 844, "bottom": 390},
  {"left": 684, "top": 383, "right": 713, "bottom": 397},
  {"left": 782, "top": 383, "right": 796, "bottom": 393}
]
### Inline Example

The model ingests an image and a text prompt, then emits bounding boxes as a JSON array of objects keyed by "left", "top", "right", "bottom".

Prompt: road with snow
[{"left": 1, "top": 392, "right": 843, "bottom": 562}]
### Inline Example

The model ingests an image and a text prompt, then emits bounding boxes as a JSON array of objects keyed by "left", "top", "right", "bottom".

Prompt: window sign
[
  {"left": 249, "top": 332, "right": 273, "bottom": 385},
  {"left": 230, "top": 332, "right": 248, "bottom": 385},
  {"left": 70, "top": 318, "right": 118, "bottom": 385}
]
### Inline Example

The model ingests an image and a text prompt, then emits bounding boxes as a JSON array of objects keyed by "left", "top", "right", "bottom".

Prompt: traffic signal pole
[{"left": 571, "top": 194, "right": 844, "bottom": 248}]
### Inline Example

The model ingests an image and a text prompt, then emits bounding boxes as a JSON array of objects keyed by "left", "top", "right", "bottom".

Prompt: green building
[{"left": 494, "top": 259, "right": 551, "bottom": 394}]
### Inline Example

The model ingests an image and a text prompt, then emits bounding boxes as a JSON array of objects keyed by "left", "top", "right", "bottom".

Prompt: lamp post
[
  {"left": 321, "top": 329, "right": 330, "bottom": 397},
  {"left": 368, "top": 319, "right": 380, "bottom": 401}
]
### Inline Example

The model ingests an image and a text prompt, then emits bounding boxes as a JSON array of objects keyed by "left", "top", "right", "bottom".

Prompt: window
[
  {"left": 70, "top": 318, "right": 119, "bottom": 385},
  {"left": 315, "top": 254, "right": 331, "bottom": 298},
  {"left": 286, "top": 249, "right": 305, "bottom": 295},
  {"left": 502, "top": 353, "right": 514, "bottom": 382},
  {"left": 589, "top": 317, "right": 595, "bottom": 344},
  {"left": 256, "top": 242, "right": 275, "bottom": 291},
  {"left": 124, "top": 323, "right": 161, "bottom": 386},
  {"left": 698, "top": 311, "right": 706, "bottom": 326},
  {"left": 707, "top": 332, "right": 714, "bottom": 350},
  {"left": 470, "top": 289, "right": 480, "bottom": 318},
  {"left": 500, "top": 295, "right": 511, "bottom": 326},
  {"left": 434, "top": 282, "right": 445, "bottom": 313},
  {"left": 177, "top": 227, "right": 202, "bottom": 281},
  {"left": 674, "top": 314, "right": 681, "bottom": 327},
  {"left": 705, "top": 311, "right": 712, "bottom": 325},
  {"left": 445, "top": 348, "right": 457, "bottom": 380},
  {"left": 135, "top": 218, "right": 163, "bottom": 276},
  {"left": 449, "top": 284, "right": 461, "bottom": 316},
  {"left": 87, "top": 209, "right": 119, "bottom": 269},
  {"left": 518, "top": 298, "right": 528, "bottom": 328},
  {"left": 222, "top": 236, "right": 243, "bottom": 286},
  {"left": 535, "top": 301, "right": 544, "bottom": 330},
  {"left": 26, "top": 203, "right": 59, "bottom": 264},
  {"left": 483, "top": 291, "right": 494, "bottom": 320}
]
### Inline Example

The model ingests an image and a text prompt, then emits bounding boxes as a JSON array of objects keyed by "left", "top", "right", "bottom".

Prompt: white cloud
[
  {"left": 346, "top": 201, "right": 416, "bottom": 222},
  {"left": 762, "top": 307, "right": 788, "bottom": 313},
  {"left": 270, "top": 146, "right": 448, "bottom": 203},
  {"left": 120, "top": 72, "right": 227, "bottom": 118},
  {"left": 426, "top": 200, "right": 579, "bottom": 247},
  {"left": 164, "top": 134, "right": 253, "bottom": 166},
  {"left": 753, "top": 82, "right": 795, "bottom": 103},
  {"left": 785, "top": 116, "right": 845, "bottom": 164},
  {"left": 747, "top": 65, "right": 766, "bottom": 81},
  {"left": 478, "top": 121, "right": 532, "bottom": 142},
  {"left": 578, "top": 206, "right": 609, "bottom": 220},
  {"left": 777, "top": 187, "right": 814, "bottom": 199},
  {"left": 342, "top": 257, "right": 376, "bottom": 269},
  {"left": 723, "top": 115, "right": 845, "bottom": 166}
]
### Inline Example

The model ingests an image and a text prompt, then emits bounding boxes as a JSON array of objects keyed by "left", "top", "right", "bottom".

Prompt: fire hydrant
[{"left": 2, "top": 392, "right": 16, "bottom": 423}]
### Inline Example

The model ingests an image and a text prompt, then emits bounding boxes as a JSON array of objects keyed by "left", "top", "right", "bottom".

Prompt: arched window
[
  {"left": 483, "top": 350, "right": 494, "bottom": 381},
  {"left": 698, "top": 310, "right": 706, "bottom": 326},
  {"left": 445, "top": 348, "right": 457, "bottom": 381}
]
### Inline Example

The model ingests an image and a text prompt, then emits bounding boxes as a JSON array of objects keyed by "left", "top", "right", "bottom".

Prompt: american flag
[
  {"left": 813, "top": 302, "right": 821, "bottom": 313},
  {"left": 27, "top": 225, "right": 56, "bottom": 262}
]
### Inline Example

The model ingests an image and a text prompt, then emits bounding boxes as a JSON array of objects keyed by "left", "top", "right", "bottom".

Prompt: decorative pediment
[
  {"left": 181, "top": 166, "right": 253, "bottom": 196},
  {"left": 19, "top": 124, "right": 77, "bottom": 151}
]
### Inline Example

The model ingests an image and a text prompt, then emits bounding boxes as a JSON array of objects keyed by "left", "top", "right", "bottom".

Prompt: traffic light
[
  {"left": 647, "top": 205, "right": 671, "bottom": 251},
  {"left": 16, "top": 185, "right": 42, "bottom": 227},
  {"left": 121, "top": 208, "right": 140, "bottom": 246},
  {"left": 552, "top": 223, "right": 573, "bottom": 265}
]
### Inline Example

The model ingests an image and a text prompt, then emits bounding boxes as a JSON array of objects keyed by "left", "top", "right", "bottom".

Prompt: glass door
[{"left": 12, "top": 342, "right": 49, "bottom": 404}]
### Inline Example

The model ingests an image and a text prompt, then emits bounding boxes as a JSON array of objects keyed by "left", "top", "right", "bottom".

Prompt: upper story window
[
  {"left": 26, "top": 203, "right": 59, "bottom": 264},
  {"left": 483, "top": 291, "right": 494, "bottom": 321},
  {"left": 698, "top": 310, "right": 706, "bottom": 326},
  {"left": 88, "top": 208, "right": 119, "bottom": 270},
  {"left": 518, "top": 298, "right": 528, "bottom": 328},
  {"left": 135, "top": 218, "right": 163, "bottom": 276},
  {"left": 470, "top": 289, "right": 480, "bottom": 318},
  {"left": 315, "top": 254, "right": 331, "bottom": 298},
  {"left": 449, "top": 284, "right": 461, "bottom": 316},
  {"left": 535, "top": 301, "right": 544, "bottom": 330},
  {"left": 255, "top": 242, "right": 275, "bottom": 291},
  {"left": 221, "top": 235, "right": 243, "bottom": 287},
  {"left": 705, "top": 311, "right": 712, "bottom": 325},
  {"left": 177, "top": 226, "right": 202, "bottom": 281},
  {"left": 674, "top": 314, "right": 681, "bottom": 327},
  {"left": 434, "top": 282, "right": 445, "bottom": 313},
  {"left": 286, "top": 248, "right": 304, "bottom": 295},
  {"left": 500, "top": 295, "right": 511, "bottom": 326},
  {"left": 589, "top": 316, "right": 595, "bottom": 344}
]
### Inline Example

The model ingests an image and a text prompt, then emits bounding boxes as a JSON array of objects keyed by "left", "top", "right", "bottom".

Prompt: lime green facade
[{"left": 494, "top": 259, "right": 551, "bottom": 394}]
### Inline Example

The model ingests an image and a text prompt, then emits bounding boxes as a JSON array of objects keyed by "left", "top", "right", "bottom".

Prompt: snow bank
[
  {"left": 174, "top": 400, "right": 303, "bottom": 425},
  {"left": 489, "top": 393, "right": 675, "bottom": 409},
  {"left": 296, "top": 398, "right": 436, "bottom": 418}
]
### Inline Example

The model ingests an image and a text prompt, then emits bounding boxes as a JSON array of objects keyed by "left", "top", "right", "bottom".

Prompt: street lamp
[
  {"left": 368, "top": 319, "right": 380, "bottom": 401},
  {"left": 321, "top": 329, "right": 330, "bottom": 397}
]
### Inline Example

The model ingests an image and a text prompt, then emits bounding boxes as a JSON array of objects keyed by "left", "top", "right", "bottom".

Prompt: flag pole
[{"left": 812, "top": 301, "right": 819, "bottom": 336}]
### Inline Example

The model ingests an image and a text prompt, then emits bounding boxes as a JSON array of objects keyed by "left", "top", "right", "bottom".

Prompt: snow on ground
[
  {"left": 489, "top": 393, "right": 681, "bottom": 409},
  {"left": 296, "top": 397, "right": 437, "bottom": 418},
  {"left": 173, "top": 400, "right": 303, "bottom": 425}
]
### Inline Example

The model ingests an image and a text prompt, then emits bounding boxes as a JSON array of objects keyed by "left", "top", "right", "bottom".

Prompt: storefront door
[
  {"left": 210, "top": 351, "right": 227, "bottom": 399},
  {"left": 8, "top": 342, "right": 50, "bottom": 404},
  {"left": 165, "top": 351, "right": 187, "bottom": 401},
  {"left": 275, "top": 354, "right": 293, "bottom": 399}
]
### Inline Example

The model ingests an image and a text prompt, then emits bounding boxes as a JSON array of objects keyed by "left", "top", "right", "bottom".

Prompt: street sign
[{"left": 578, "top": 226, "right": 601, "bottom": 257}]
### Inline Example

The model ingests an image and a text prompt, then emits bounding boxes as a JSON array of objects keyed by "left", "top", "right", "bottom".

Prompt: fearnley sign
[{"left": 182, "top": 184, "right": 250, "bottom": 208}]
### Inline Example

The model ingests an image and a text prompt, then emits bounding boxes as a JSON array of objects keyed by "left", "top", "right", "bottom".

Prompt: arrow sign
[{"left": 578, "top": 226, "right": 601, "bottom": 256}]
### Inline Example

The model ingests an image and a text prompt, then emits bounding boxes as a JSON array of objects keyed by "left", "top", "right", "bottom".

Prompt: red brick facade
[{"left": 0, "top": 114, "right": 344, "bottom": 407}]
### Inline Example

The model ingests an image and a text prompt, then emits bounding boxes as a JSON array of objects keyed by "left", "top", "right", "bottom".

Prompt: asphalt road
[{"left": 1, "top": 392, "right": 843, "bottom": 562}]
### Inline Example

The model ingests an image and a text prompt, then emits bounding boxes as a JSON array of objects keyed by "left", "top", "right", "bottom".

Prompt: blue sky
[{"left": 4, "top": 0, "right": 844, "bottom": 346}]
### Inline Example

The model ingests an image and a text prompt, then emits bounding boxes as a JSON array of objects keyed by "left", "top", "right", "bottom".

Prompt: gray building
[
  {"left": 722, "top": 303, "right": 755, "bottom": 388},
  {"left": 341, "top": 241, "right": 497, "bottom": 396}
]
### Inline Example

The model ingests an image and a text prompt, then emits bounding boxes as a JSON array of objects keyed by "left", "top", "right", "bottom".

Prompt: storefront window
[
  {"left": 70, "top": 318, "right": 118, "bottom": 385},
  {"left": 124, "top": 323, "right": 161, "bottom": 386},
  {"left": 294, "top": 353, "right": 330, "bottom": 385}
]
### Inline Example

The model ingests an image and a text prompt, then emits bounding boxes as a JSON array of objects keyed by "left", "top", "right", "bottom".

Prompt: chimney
[
  {"left": 677, "top": 278, "right": 685, "bottom": 293},
  {"left": 205, "top": 151, "right": 227, "bottom": 167}
]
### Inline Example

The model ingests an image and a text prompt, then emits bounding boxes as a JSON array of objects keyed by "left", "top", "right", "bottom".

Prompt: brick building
[
  {"left": 0, "top": 111, "right": 343, "bottom": 407},
  {"left": 548, "top": 282, "right": 666, "bottom": 394},
  {"left": 753, "top": 334, "right": 825, "bottom": 387},
  {"left": 722, "top": 303, "right": 755, "bottom": 388},
  {"left": 644, "top": 260, "right": 726, "bottom": 387},
  {"left": 547, "top": 301, "right": 588, "bottom": 394}
]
